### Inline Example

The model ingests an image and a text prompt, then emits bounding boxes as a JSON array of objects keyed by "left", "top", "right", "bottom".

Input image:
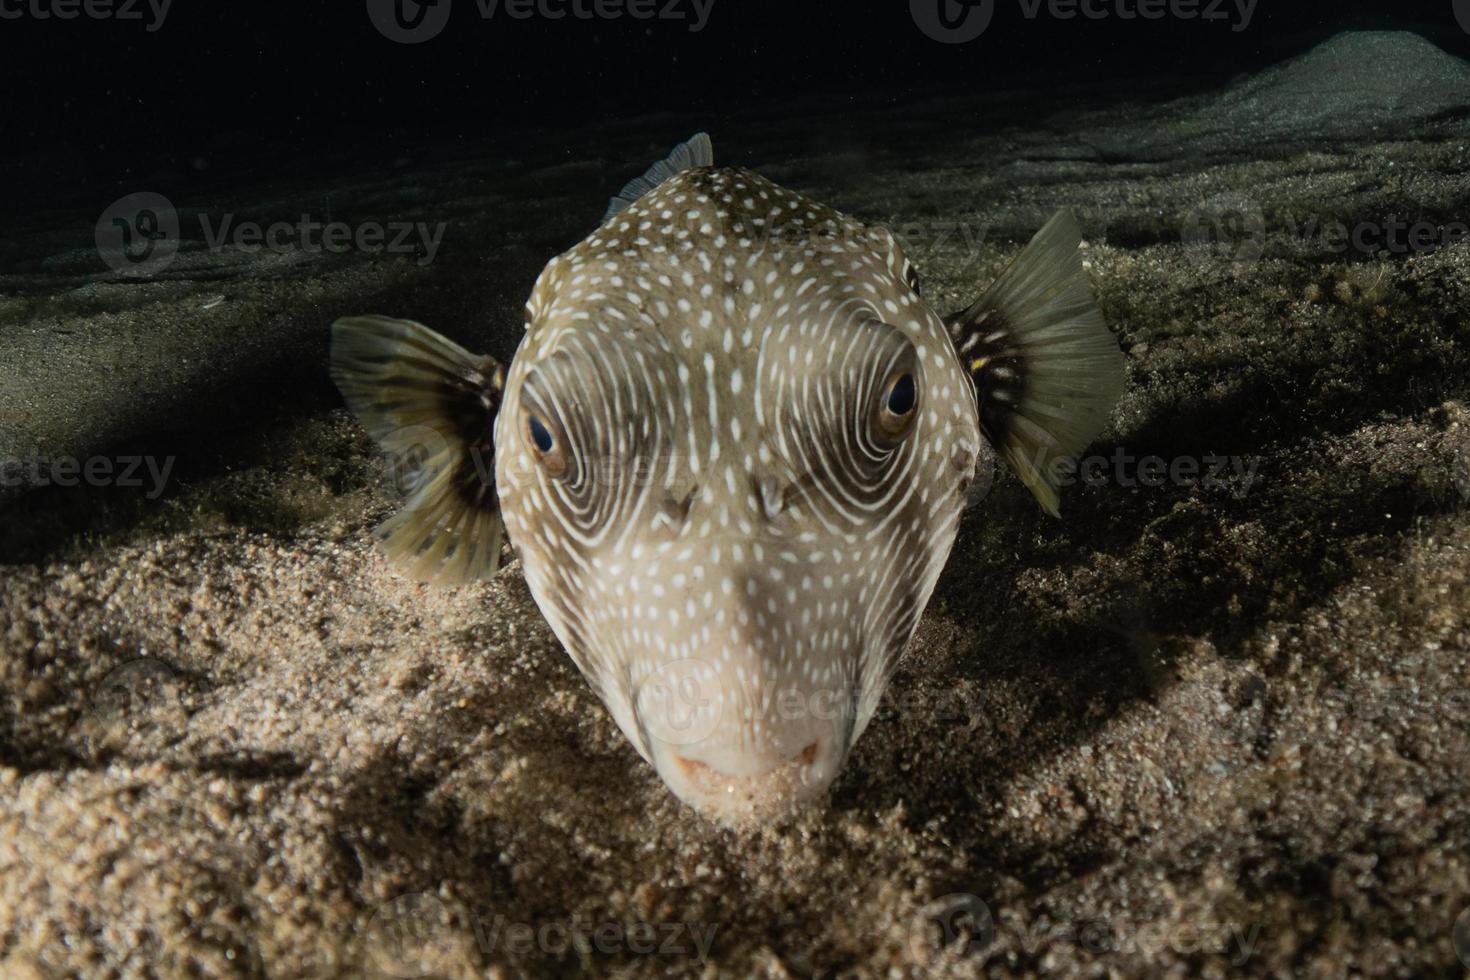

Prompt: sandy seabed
[{"left": 2, "top": 31, "right": 1470, "bottom": 979}]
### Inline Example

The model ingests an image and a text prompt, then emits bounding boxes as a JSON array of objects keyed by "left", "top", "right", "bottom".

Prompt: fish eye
[
  {"left": 886, "top": 372, "right": 916, "bottom": 415},
  {"left": 528, "top": 414, "right": 554, "bottom": 453},
  {"left": 524, "top": 411, "right": 568, "bottom": 477},
  {"left": 875, "top": 370, "right": 920, "bottom": 442}
]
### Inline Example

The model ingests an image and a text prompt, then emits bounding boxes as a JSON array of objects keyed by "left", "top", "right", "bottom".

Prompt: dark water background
[{"left": 3, "top": 0, "right": 1466, "bottom": 213}]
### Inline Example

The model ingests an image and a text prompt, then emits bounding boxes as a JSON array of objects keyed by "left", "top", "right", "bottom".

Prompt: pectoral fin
[
  {"left": 330, "top": 315, "right": 506, "bottom": 586},
  {"left": 948, "top": 210, "right": 1125, "bottom": 516}
]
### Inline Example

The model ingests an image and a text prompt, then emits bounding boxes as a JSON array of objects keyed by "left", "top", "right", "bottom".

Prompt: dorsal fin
[{"left": 603, "top": 133, "right": 714, "bottom": 222}]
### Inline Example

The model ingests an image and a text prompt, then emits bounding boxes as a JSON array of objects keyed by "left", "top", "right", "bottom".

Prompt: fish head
[{"left": 495, "top": 168, "right": 981, "bottom": 823}]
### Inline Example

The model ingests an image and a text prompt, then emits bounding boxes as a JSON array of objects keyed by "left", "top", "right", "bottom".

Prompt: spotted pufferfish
[{"left": 330, "top": 134, "right": 1124, "bottom": 824}]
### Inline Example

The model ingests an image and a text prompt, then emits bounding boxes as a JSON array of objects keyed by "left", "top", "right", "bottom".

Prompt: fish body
[{"left": 331, "top": 135, "right": 1124, "bottom": 824}]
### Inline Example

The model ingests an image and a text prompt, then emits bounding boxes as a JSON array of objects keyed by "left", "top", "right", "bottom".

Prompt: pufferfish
[{"left": 330, "top": 134, "right": 1124, "bottom": 824}]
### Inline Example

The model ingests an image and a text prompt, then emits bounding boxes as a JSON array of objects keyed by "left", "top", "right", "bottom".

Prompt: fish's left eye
[
  {"left": 523, "top": 410, "right": 568, "bottom": 477},
  {"left": 875, "top": 370, "right": 920, "bottom": 442},
  {"left": 527, "top": 414, "right": 554, "bottom": 453}
]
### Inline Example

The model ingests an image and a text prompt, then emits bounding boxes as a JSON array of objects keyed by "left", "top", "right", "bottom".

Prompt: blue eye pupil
[
  {"left": 528, "top": 414, "right": 555, "bottom": 453},
  {"left": 887, "top": 373, "right": 916, "bottom": 415}
]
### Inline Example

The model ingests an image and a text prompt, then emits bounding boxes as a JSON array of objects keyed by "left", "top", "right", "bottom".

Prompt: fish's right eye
[
  {"left": 528, "top": 414, "right": 554, "bottom": 453},
  {"left": 524, "top": 411, "right": 567, "bottom": 477},
  {"left": 874, "top": 369, "right": 921, "bottom": 444}
]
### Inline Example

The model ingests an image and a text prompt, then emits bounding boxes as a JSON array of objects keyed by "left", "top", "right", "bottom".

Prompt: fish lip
[
  {"left": 624, "top": 664, "right": 869, "bottom": 822},
  {"left": 650, "top": 738, "right": 842, "bottom": 825}
]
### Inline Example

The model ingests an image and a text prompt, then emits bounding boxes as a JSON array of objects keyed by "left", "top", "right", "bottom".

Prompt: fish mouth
[{"left": 651, "top": 737, "right": 841, "bottom": 825}]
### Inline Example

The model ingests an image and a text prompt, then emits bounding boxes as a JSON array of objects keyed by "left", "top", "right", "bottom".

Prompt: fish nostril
[
  {"left": 757, "top": 477, "right": 786, "bottom": 519},
  {"left": 670, "top": 752, "right": 709, "bottom": 780},
  {"left": 652, "top": 488, "right": 696, "bottom": 533},
  {"left": 758, "top": 476, "right": 804, "bottom": 526}
]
